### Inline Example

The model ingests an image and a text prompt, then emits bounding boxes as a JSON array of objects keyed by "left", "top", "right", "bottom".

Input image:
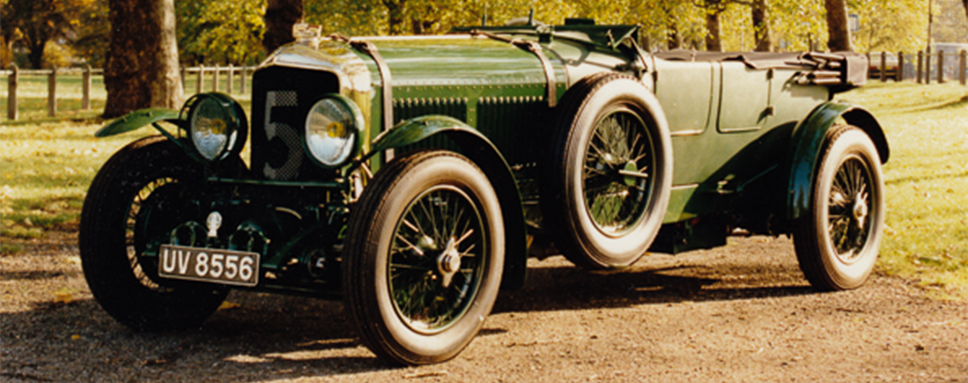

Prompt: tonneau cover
[{"left": 654, "top": 50, "right": 868, "bottom": 92}]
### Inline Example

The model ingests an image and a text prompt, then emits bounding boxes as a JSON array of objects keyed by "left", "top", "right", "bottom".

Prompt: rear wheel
[
  {"left": 343, "top": 150, "right": 504, "bottom": 365},
  {"left": 793, "top": 126, "right": 885, "bottom": 290},
  {"left": 80, "top": 136, "right": 228, "bottom": 332}
]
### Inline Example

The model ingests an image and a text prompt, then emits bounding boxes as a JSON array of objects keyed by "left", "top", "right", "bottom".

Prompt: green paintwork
[
  {"left": 95, "top": 108, "right": 180, "bottom": 137},
  {"left": 663, "top": 185, "right": 700, "bottom": 223},
  {"left": 453, "top": 24, "right": 641, "bottom": 51},
  {"left": 371, "top": 38, "right": 562, "bottom": 87},
  {"left": 88, "top": 20, "right": 890, "bottom": 300},
  {"left": 786, "top": 101, "right": 888, "bottom": 220},
  {"left": 366, "top": 115, "right": 491, "bottom": 157},
  {"left": 247, "top": 28, "right": 885, "bottom": 258},
  {"left": 654, "top": 60, "right": 829, "bottom": 223}
]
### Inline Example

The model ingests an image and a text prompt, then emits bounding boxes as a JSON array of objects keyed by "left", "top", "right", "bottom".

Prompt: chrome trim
[
  {"left": 258, "top": 42, "right": 374, "bottom": 142},
  {"left": 671, "top": 183, "right": 700, "bottom": 190},
  {"left": 669, "top": 130, "right": 705, "bottom": 137}
]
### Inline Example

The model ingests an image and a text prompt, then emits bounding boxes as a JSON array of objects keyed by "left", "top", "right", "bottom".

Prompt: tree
[
  {"left": 824, "top": 0, "right": 852, "bottom": 51},
  {"left": 103, "top": 0, "right": 183, "bottom": 118},
  {"left": 751, "top": 0, "right": 771, "bottom": 51},
  {"left": 694, "top": 0, "right": 729, "bottom": 51},
  {"left": 0, "top": 0, "right": 74, "bottom": 68},
  {"left": 177, "top": 0, "right": 266, "bottom": 65},
  {"left": 263, "top": 0, "right": 302, "bottom": 54},
  {"left": 851, "top": 0, "right": 927, "bottom": 52},
  {"left": 72, "top": 0, "right": 111, "bottom": 68},
  {"left": 382, "top": 0, "right": 408, "bottom": 35},
  {"left": 304, "top": 0, "right": 386, "bottom": 36},
  {"left": 694, "top": 0, "right": 757, "bottom": 52},
  {"left": 932, "top": 0, "right": 968, "bottom": 44},
  {"left": 637, "top": 0, "right": 705, "bottom": 50}
]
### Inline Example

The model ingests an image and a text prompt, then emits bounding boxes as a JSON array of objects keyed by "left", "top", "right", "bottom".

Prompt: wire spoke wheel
[
  {"left": 125, "top": 178, "right": 179, "bottom": 291},
  {"left": 343, "top": 150, "right": 504, "bottom": 365},
  {"left": 389, "top": 186, "right": 485, "bottom": 333},
  {"left": 542, "top": 73, "right": 672, "bottom": 269},
  {"left": 80, "top": 136, "right": 229, "bottom": 332},
  {"left": 827, "top": 156, "right": 873, "bottom": 263},
  {"left": 582, "top": 108, "right": 655, "bottom": 236},
  {"left": 793, "top": 126, "right": 884, "bottom": 291}
]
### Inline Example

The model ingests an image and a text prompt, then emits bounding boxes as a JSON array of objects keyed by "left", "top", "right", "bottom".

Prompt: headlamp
[
  {"left": 184, "top": 93, "right": 247, "bottom": 162},
  {"left": 305, "top": 94, "right": 363, "bottom": 168}
]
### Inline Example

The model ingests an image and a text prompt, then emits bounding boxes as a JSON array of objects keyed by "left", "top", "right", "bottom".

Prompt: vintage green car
[{"left": 80, "top": 20, "right": 888, "bottom": 365}]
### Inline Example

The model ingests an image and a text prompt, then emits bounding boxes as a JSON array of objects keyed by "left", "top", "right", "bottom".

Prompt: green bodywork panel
[
  {"left": 717, "top": 63, "right": 772, "bottom": 133},
  {"left": 333, "top": 36, "right": 571, "bottom": 170},
  {"left": 654, "top": 59, "right": 829, "bottom": 223},
  {"left": 786, "top": 101, "right": 888, "bottom": 220},
  {"left": 341, "top": 34, "right": 870, "bottom": 229},
  {"left": 367, "top": 115, "right": 495, "bottom": 157},
  {"left": 95, "top": 108, "right": 180, "bottom": 137},
  {"left": 361, "top": 37, "right": 568, "bottom": 155},
  {"left": 371, "top": 38, "right": 563, "bottom": 87}
]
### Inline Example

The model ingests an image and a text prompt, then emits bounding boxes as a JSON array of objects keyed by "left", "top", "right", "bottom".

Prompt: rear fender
[
  {"left": 365, "top": 115, "right": 529, "bottom": 290},
  {"left": 787, "top": 101, "right": 889, "bottom": 220}
]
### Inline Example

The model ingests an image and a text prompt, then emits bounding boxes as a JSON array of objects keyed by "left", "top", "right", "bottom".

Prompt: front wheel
[
  {"left": 793, "top": 126, "right": 885, "bottom": 290},
  {"left": 79, "top": 136, "right": 228, "bottom": 332},
  {"left": 343, "top": 150, "right": 504, "bottom": 365}
]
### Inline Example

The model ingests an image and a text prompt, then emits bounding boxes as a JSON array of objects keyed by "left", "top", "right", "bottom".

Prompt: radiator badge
[{"left": 206, "top": 211, "right": 223, "bottom": 238}]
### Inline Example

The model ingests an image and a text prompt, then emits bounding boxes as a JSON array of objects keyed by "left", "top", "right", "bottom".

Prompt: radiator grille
[
  {"left": 393, "top": 98, "right": 468, "bottom": 122},
  {"left": 263, "top": 91, "right": 302, "bottom": 180},
  {"left": 250, "top": 67, "right": 340, "bottom": 181},
  {"left": 391, "top": 98, "right": 469, "bottom": 155},
  {"left": 477, "top": 96, "right": 547, "bottom": 166}
]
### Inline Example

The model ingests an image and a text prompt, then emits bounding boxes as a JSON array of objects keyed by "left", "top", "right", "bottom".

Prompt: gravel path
[{"left": 2, "top": 233, "right": 966, "bottom": 382}]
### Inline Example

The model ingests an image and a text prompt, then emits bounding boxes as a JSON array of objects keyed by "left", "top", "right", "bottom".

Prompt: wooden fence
[
  {"left": 3, "top": 49, "right": 967, "bottom": 121},
  {"left": 867, "top": 49, "right": 968, "bottom": 85},
  {"left": 2, "top": 65, "right": 254, "bottom": 121}
]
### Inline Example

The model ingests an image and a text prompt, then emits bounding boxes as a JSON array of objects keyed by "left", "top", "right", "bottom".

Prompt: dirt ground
[{"left": 1, "top": 232, "right": 966, "bottom": 383}]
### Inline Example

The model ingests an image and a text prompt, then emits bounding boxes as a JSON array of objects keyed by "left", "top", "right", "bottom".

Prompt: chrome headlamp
[
  {"left": 305, "top": 94, "right": 363, "bottom": 168},
  {"left": 184, "top": 93, "right": 247, "bottom": 162}
]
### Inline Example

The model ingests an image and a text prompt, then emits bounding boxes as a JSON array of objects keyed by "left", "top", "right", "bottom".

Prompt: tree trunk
[
  {"left": 104, "top": 0, "right": 184, "bottom": 118},
  {"left": 383, "top": 0, "right": 408, "bottom": 35},
  {"left": 263, "top": 0, "right": 303, "bottom": 54},
  {"left": 824, "top": 0, "right": 853, "bottom": 52},
  {"left": 667, "top": 21, "right": 682, "bottom": 50},
  {"left": 705, "top": 11, "right": 723, "bottom": 52},
  {"left": 751, "top": 0, "right": 772, "bottom": 52},
  {"left": 153, "top": 0, "right": 182, "bottom": 109},
  {"left": 660, "top": 2, "right": 681, "bottom": 50},
  {"left": 27, "top": 40, "right": 46, "bottom": 69}
]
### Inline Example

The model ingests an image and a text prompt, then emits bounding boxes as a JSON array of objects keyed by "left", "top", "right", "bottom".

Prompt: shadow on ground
[{"left": 1, "top": 244, "right": 818, "bottom": 382}]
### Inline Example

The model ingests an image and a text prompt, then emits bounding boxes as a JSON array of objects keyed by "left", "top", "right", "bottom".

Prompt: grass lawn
[
  {"left": 839, "top": 82, "right": 968, "bottom": 298},
  {"left": 1, "top": 79, "right": 966, "bottom": 297}
]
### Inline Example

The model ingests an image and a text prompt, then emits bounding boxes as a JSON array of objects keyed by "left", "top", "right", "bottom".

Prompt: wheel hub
[{"left": 437, "top": 238, "right": 461, "bottom": 288}]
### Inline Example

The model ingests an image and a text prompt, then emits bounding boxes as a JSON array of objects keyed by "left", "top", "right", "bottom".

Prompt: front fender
[
  {"left": 95, "top": 108, "right": 182, "bottom": 138},
  {"left": 786, "top": 101, "right": 889, "bottom": 220},
  {"left": 365, "top": 115, "right": 529, "bottom": 290},
  {"left": 364, "top": 115, "right": 482, "bottom": 156}
]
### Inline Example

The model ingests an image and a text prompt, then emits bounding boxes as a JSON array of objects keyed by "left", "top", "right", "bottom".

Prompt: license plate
[{"left": 158, "top": 245, "right": 260, "bottom": 287}]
